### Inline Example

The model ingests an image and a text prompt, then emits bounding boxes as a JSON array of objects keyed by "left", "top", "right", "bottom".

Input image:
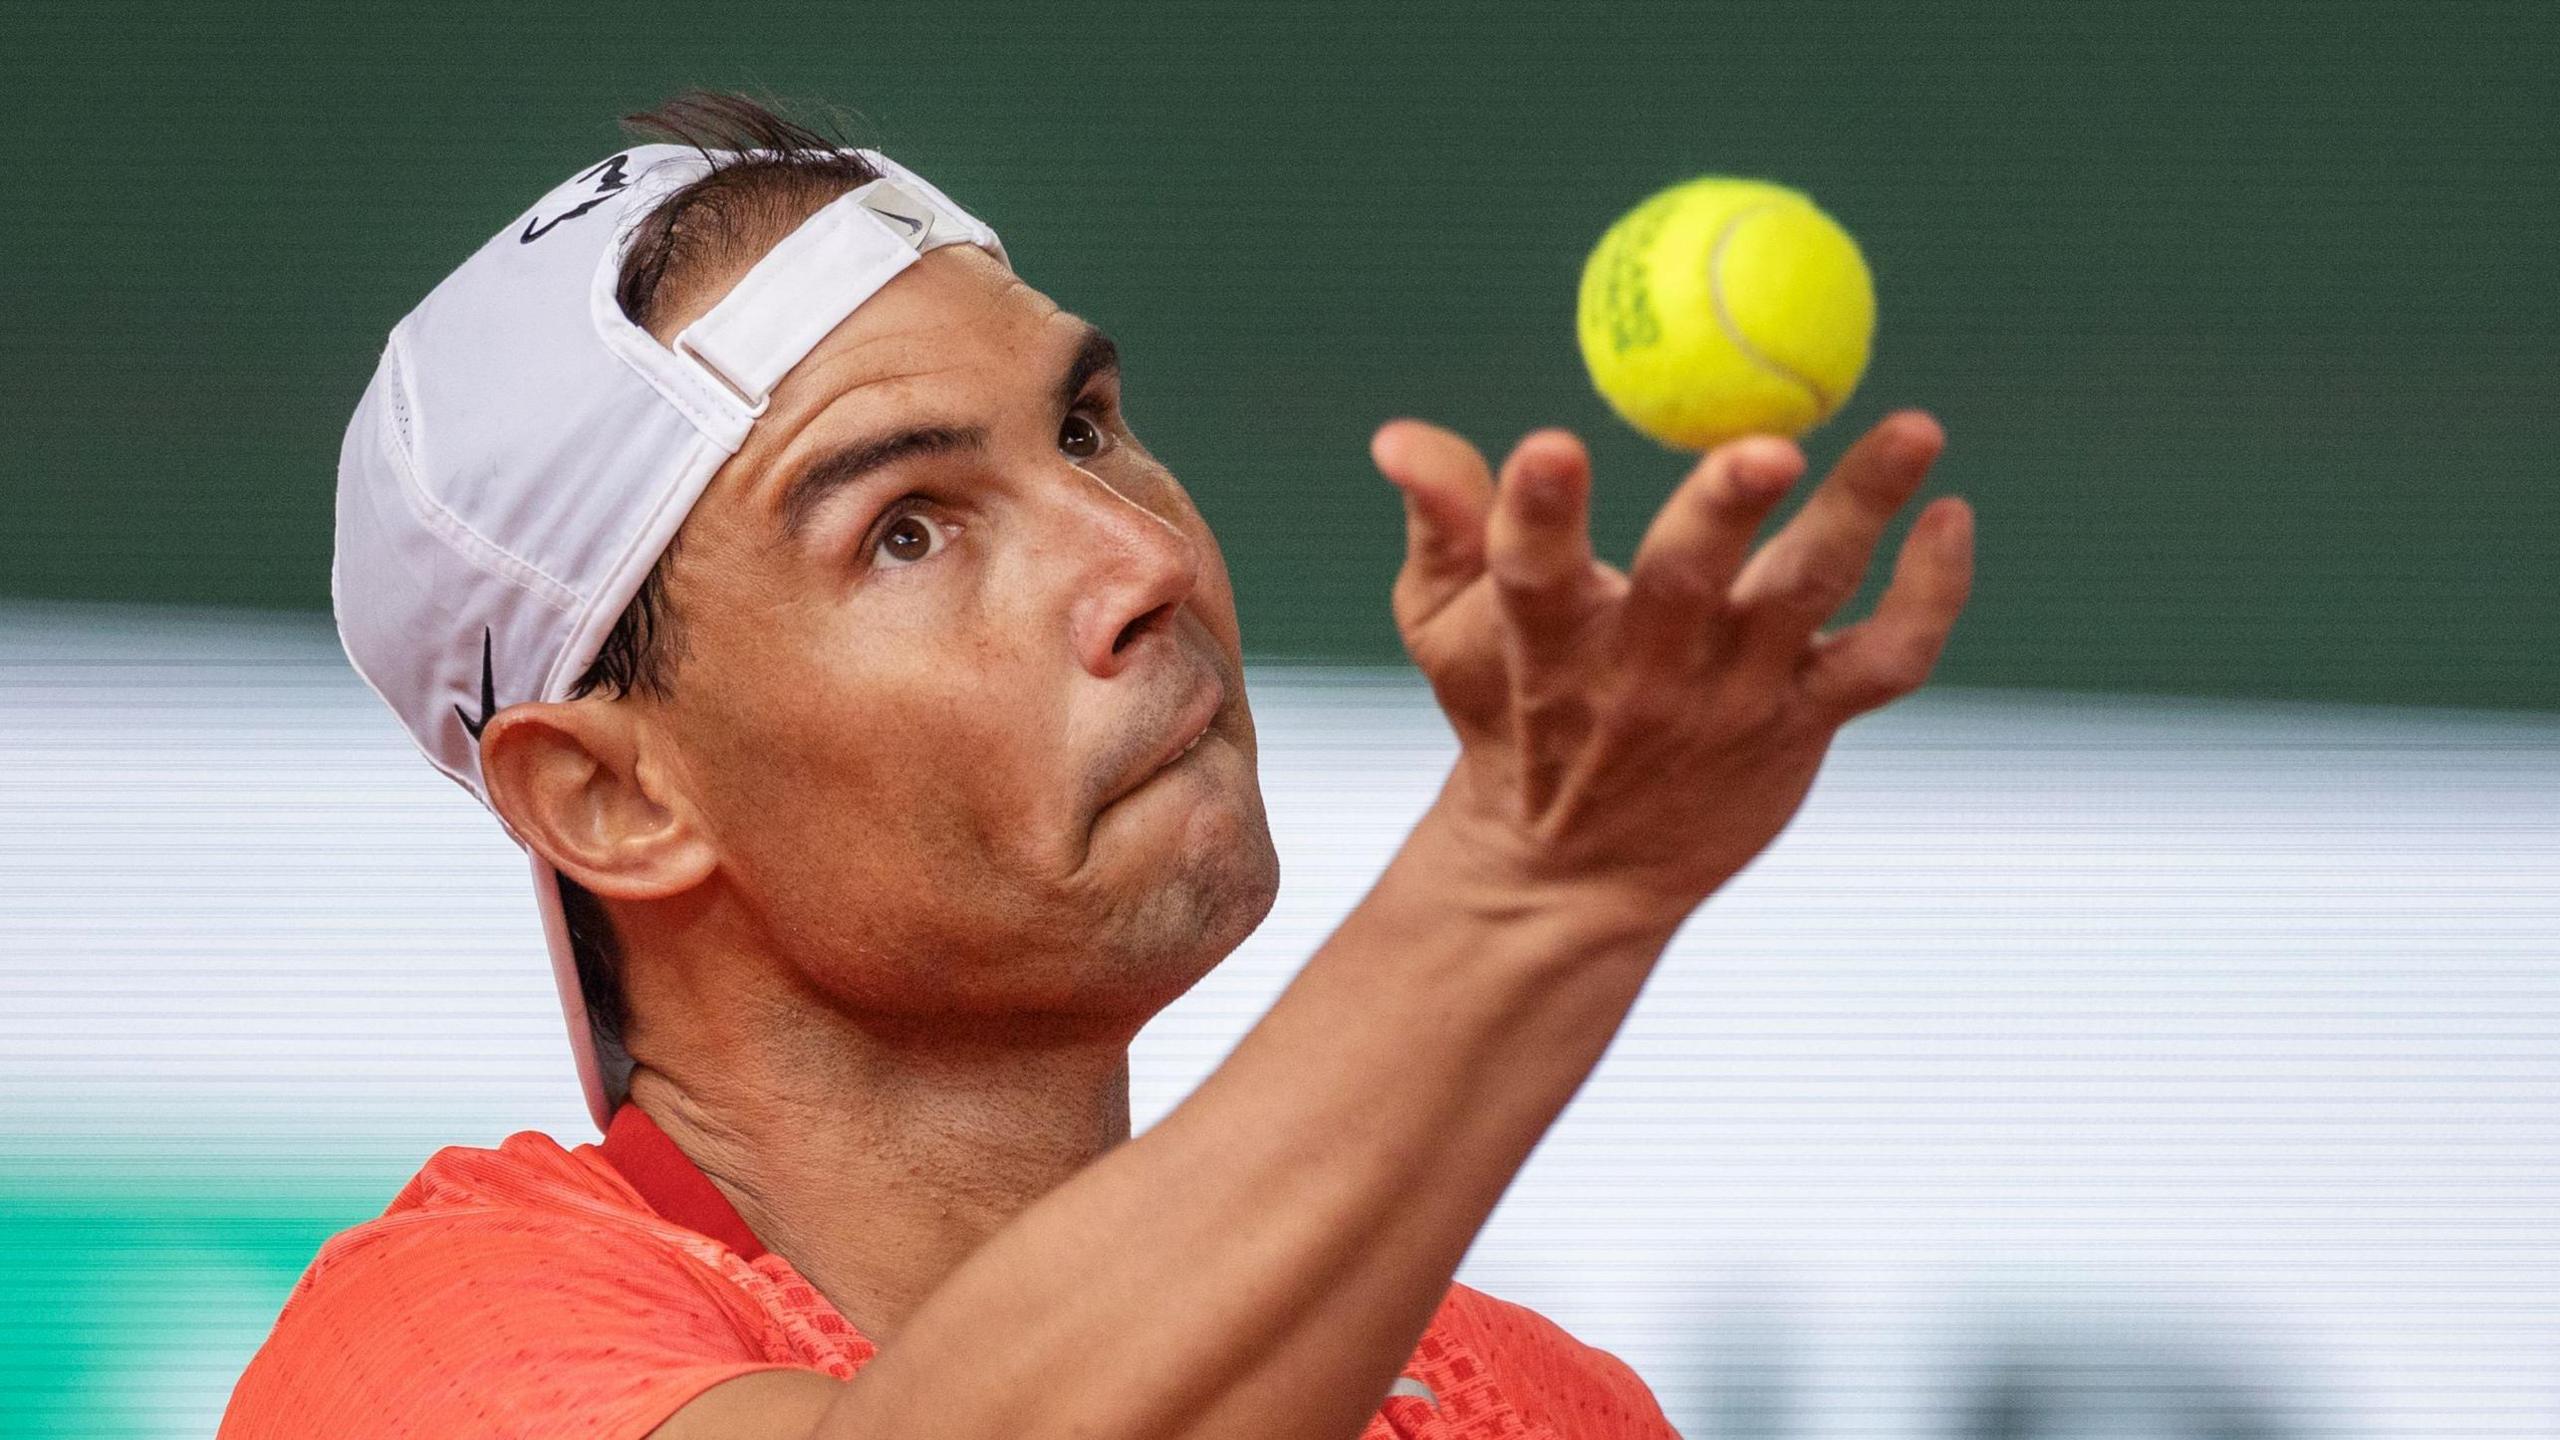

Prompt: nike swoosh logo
[
  {"left": 455, "top": 627, "right": 498, "bottom": 742},
  {"left": 874, "top": 208, "right": 926, "bottom": 239}
]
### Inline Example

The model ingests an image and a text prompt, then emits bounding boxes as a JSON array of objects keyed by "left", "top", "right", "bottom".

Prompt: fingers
[
  {"left": 1484, "top": 429, "right": 1598, "bottom": 668},
  {"left": 1372, "top": 419, "right": 1494, "bottom": 632},
  {"left": 1725, "top": 410, "right": 1945, "bottom": 680},
  {"left": 1797, "top": 496, "right": 1976, "bottom": 719},
  {"left": 1621, "top": 435, "right": 1807, "bottom": 667}
]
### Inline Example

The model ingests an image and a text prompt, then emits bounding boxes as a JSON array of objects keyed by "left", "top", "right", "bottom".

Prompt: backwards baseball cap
[{"left": 332, "top": 142, "right": 1008, "bottom": 1130}]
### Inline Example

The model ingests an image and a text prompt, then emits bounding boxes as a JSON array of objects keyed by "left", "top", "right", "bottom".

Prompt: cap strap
[{"left": 671, "top": 164, "right": 1003, "bottom": 413}]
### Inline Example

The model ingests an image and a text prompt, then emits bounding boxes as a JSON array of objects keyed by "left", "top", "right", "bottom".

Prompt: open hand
[{"left": 1370, "top": 410, "right": 1975, "bottom": 925}]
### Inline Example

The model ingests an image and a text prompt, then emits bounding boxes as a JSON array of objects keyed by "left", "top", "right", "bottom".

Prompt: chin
[
  {"left": 1152, "top": 800, "right": 1279, "bottom": 944},
  {"left": 1178, "top": 755, "right": 1281, "bottom": 939},
  {"left": 1193, "top": 821, "right": 1283, "bottom": 954},
  {"left": 1106, "top": 795, "right": 1280, "bottom": 1007}
]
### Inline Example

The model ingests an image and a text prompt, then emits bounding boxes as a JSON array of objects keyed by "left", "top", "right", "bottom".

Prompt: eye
[
  {"left": 872, "top": 506, "right": 951, "bottom": 568},
  {"left": 1060, "top": 406, "right": 1113, "bottom": 461}
]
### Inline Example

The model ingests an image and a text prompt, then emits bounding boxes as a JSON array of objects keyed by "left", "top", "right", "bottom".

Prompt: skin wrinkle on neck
[{"left": 627, "top": 1022, "right": 1136, "bottom": 1341}]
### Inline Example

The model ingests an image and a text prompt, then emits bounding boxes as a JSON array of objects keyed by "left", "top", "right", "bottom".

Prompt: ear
[{"left": 478, "top": 698, "right": 715, "bottom": 902}]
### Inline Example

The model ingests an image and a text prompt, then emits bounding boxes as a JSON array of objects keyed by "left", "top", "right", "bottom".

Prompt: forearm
[
  {"left": 1172, "top": 836, "right": 1668, "bottom": 1440},
  {"left": 812, "top": 808, "right": 1675, "bottom": 1440}
]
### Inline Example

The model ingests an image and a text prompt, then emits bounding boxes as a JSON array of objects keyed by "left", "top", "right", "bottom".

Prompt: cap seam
[
  {"left": 381, "top": 332, "right": 585, "bottom": 617},
  {"left": 534, "top": 426, "right": 727, "bottom": 705},
  {"left": 328, "top": 522, "right": 482, "bottom": 804}
]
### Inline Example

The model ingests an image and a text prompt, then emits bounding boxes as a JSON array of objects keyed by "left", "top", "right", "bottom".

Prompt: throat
[{"left": 623, "top": 1037, "right": 1133, "bottom": 1340}]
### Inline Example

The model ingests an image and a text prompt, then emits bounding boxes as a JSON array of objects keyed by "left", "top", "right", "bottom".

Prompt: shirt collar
[{"left": 597, "top": 1102, "right": 770, "bottom": 1261}]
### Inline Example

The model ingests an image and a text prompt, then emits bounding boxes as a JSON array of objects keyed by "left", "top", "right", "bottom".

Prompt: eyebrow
[
  {"left": 1056, "top": 323, "right": 1120, "bottom": 413},
  {"left": 774, "top": 322, "right": 1122, "bottom": 544},
  {"left": 775, "top": 423, "right": 986, "bottom": 542}
]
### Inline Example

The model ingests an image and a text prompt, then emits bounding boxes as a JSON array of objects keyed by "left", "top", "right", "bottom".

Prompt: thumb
[{"left": 1371, "top": 418, "right": 1493, "bottom": 631}]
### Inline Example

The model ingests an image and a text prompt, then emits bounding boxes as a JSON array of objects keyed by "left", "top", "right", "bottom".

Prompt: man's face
[{"left": 636, "top": 245, "right": 1278, "bottom": 1032}]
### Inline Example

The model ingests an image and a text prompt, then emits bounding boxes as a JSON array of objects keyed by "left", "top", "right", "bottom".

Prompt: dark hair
[{"left": 559, "top": 91, "right": 884, "bottom": 1106}]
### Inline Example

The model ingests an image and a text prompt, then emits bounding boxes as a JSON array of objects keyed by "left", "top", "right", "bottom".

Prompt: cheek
[{"left": 668, "top": 608, "right": 1075, "bottom": 880}]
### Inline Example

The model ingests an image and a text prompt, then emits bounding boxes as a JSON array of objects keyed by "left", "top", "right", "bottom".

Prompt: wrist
[{"left": 1386, "top": 792, "right": 1695, "bottom": 955}]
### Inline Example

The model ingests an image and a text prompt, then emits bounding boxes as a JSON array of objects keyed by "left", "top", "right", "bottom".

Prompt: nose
[{"left": 1061, "top": 464, "right": 1202, "bottom": 679}]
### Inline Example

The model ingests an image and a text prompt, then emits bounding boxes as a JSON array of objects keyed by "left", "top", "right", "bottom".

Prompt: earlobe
[{"left": 478, "top": 700, "right": 715, "bottom": 902}]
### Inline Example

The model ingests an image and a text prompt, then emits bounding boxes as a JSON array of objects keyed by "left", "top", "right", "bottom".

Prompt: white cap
[{"left": 332, "top": 142, "right": 1008, "bottom": 1130}]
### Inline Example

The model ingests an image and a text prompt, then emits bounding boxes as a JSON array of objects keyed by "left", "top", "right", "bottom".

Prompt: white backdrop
[{"left": 3, "top": 600, "right": 2554, "bottom": 1439}]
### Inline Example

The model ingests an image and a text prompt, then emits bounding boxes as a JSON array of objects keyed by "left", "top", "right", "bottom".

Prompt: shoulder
[
  {"left": 218, "top": 1131, "right": 797, "bottom": 1440},
  {"left": 376, "top": 1125, "right": 640, "bottom": 1223},
  {"left": 296, "top": 1128, "right": 758, "bottom": 1322},
  {"left": 1438, "top": 1282, "right": 1680, "bottom": 1438}
]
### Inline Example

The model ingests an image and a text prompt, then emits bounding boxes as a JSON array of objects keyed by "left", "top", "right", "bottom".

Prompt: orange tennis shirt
[{"left": 220, "top": 1105, "right": 1679, "bottom": 1439}]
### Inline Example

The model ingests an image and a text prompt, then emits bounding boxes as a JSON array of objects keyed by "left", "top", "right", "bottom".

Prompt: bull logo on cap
[{"left": 520, "top": 155, "right": 633, "bottom": 245}]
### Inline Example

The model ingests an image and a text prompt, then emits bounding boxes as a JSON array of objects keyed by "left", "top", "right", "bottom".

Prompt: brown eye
[
  {"left": 874, "top": 511, "right": 947, "bottom": 567},
  {"left": 1060, "top": 409, "right": 1109, "bottom": 460}
]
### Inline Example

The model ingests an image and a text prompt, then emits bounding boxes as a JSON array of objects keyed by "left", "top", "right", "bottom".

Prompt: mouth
[
  {"left": 1153, "top": 680, "right": 1225, "bottom": 776},
  {"left": 1107, "top": 672, "right": 1227, "bottom": 809}
]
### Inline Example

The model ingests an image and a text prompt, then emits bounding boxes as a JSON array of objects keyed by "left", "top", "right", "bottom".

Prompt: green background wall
[{"left": 8, "top": 0, "right": 2555, "bottom": 710}]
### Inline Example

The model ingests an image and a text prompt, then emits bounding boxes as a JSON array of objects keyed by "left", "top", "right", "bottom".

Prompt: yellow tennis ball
[{"left": 1577, "top": 176, "right": 1875, "bottom": 451}]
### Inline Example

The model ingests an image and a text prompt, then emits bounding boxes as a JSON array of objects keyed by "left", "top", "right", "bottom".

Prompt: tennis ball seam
[{"left": 1706, "top": 203, "right": 1831, "bottom": 420}]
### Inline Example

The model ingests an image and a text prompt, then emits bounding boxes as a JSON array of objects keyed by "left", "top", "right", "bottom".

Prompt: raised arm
[{"left": 663, "top": 411, "right": 1974, "bottom": 1440}]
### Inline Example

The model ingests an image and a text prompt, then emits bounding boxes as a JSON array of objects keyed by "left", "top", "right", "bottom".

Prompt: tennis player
[{"left": 219, "top": 92, "right": 1973, "bottom": 1440}]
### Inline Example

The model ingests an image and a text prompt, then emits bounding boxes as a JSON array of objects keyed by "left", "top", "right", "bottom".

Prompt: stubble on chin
[{"left": 1102, "top": 807, "right": 1279, "bottom": 997}]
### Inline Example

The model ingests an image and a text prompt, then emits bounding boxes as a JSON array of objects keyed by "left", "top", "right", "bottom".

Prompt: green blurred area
[
  {"left": 7, "top": 1, "right": 2556, "bottom": 709},
  {"left": 0, "top": 1191, "right": 347, "bottom": 1436}
]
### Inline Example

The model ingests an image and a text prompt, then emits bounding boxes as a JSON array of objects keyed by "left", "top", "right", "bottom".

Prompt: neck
[{"left": 625, "top": 1011, "right": 1135, "bottom": 1341}]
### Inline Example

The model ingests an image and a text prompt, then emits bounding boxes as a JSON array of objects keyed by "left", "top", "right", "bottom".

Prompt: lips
[
  {"left": 1149, "top": 679, "right": 1224, "bottom": 779},
  {"left": 1107, "top": 671, "right": 1226, "bottom": 809}
]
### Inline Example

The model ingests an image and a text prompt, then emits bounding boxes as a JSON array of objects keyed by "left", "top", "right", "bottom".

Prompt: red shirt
[{"left": 220, "top": 1106, "right": 1678, "bottom": 1439}]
